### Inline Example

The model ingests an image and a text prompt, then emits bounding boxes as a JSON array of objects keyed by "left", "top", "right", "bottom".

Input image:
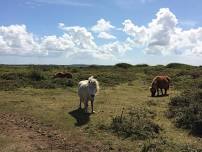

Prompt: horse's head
[
  {"left": 150, "top": 87, "right": 156, "bottom": 97},
  {"left": 88, "top": 76, "right": 99, "bottom": 99}
]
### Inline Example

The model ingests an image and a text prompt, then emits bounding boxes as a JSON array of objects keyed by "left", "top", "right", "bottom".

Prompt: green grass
[{"left": 0, "top": 64, "right": 202, "bottom": 151}]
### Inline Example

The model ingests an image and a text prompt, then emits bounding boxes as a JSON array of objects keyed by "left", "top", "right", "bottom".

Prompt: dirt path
[{"left": 0, "top": 112, "right": 108, "bottom": 152}]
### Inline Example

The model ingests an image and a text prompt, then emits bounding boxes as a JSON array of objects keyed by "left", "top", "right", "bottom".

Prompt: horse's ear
[{"left": 88, "top": 76, "right": 94, "bottom": 80}]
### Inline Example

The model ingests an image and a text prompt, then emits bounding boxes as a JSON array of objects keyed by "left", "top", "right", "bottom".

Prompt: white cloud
[
  {"left": 1, "top": 8, "right": 202, "bottom": 62},
  {"left": 100, "top": 38, "right": 135, "bottom": 56},
  {"left": 59, "top": 25, "right": 97, "bottom": 50},
  {"left": 91, "top": 19, "right": 115, "bottom": 33},
  {"left": 91, "top": 19, "right": 116, "bottom": 39},
  {"left": 41, "top": 34, "right": 74, "bottom": 52},
  {"left": 122, "top": 8, "right": 202, "bottom": 56},
  {"left": 0, "top": 24, "right": 45, "bottom": 55},
  {"left": 122, "top": 19, "right": 147, "bottom": 44},
  {"left": 57, "top": 23, "right": 121, "bottom": 59},
  {"left": 98, "top": 32, "right": 116, "bottom": 39}
]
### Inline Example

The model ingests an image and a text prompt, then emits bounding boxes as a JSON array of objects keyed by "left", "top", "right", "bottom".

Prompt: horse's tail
[{"left": 166, "top": 76, "right": 171, "bottom": 83}]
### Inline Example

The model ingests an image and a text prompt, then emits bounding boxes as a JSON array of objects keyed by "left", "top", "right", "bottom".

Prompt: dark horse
[
  {"left": 150, "top": 76, "right": 171, "bottom": 97},
  {"left": 53, "top": 72, "right": 73, "bottom": 79}
]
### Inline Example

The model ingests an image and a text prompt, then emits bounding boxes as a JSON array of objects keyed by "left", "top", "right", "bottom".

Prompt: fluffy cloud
[
  {"left": 123, "top": 8, "right": 202, "bottom": 55},
  {"left": 98, "top": 32, "right": 116, "bottom": 39},
  {"left": 1, "top": 8, "right": 202, "bottom": 60},
  {"left": 59, "top": 25, "right": 97, "bottom": 50},
  {"left": 58, "top": 23, "right": 121, "bottom": 59},
  {"left": 122, "top": 19, "right": 147, "bottom": 44},
  {"left": 0, "top": 24, "right": 44, "bottom": 55},
  {"left": 91, "top": 19, "right": 114, "bottom": 32},
  {"left": 91, "top": 19, "right": 116, "bottom": 40},
  {"left": 41, "top": 34, "right": 74, "bottom": 52}
]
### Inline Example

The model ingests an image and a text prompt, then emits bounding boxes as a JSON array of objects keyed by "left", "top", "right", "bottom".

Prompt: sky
[{"left": 0, "top": 0, "right": 202, "bottom": 65}]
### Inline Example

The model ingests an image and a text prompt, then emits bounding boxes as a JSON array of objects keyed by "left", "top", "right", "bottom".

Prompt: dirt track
[{"left": 0, "top": 112, "right": 108, "bottom": 152}]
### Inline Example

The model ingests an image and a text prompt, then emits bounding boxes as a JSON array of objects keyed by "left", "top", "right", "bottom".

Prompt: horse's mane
[{"left": 88, "top": 76, "right": 99, "bottom": 92}]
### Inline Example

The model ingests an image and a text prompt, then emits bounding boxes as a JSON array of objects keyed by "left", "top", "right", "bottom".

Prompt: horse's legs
[
  {"left": 165, "top": 89, "right": 167, "bottom": 95},
  {"left": 91, "top": 100, "right": 95, "bottom": 113},
  {"left": 161, "top": 89, "right": 163, "bottom": 95},
  {"left": 79, "top": 98, "right": 82, "bottom": 109},
  {"left": 157, "top": 88, "right": 160, "bottom": 96},
  {"left": 84, "top": 99, "right": 88, "bottom": 113}
]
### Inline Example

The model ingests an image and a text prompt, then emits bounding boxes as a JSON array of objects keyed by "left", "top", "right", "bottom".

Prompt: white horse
[{"left": 78, "top": 76, "right": 99, "bottom": 113}]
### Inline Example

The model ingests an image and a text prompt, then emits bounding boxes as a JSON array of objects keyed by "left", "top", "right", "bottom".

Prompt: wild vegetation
[
  {"left": 107, "top": 107, "right": 160, "bottom": 140},
  {"left": 0, "top": 63, "right": 202, "bottom": 151},
  {"left": 167, "top": 81, "right": 202, "bottom": 136}
]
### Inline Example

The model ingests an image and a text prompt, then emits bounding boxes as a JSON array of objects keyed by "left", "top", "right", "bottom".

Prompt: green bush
[
  {"left": 167, "top": 89, "right": 202, "bottom": 136},
  {"left": 109, "top": 108, "right": 160, "bottom": 140},
  {"left": 134, "top": 64, "right": 149, "bottom": 67},
  {"left": 141, "top": 139, "right": 202, "bottom": 152},
  {"left": 29, "top": 70, "right": 45, "bottom": 81},
  {"left": 115, "top": 63, "right": 133, "bottom": 69},
  {"left": 166, "top": 63, "right": 193, "bottom": 69}
]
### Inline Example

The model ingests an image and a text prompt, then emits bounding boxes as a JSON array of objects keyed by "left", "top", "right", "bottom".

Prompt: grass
[{"left": 0, "top": 64, "right": 202, "bottom": 151}]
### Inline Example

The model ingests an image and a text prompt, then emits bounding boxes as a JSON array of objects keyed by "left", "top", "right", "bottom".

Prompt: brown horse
[
  {"left": 150, "top": 76, "right": 171, "bottom": 97},
  {"left": 53, "top": 72, "right": 73, "bottom": 79}
]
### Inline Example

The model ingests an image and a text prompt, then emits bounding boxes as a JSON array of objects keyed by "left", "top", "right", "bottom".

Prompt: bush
[
  {"left": 70, "top": 68, "right": 79, "bottom": 73},
  {"left": 167, "top": 89, "right": 202, "bottom": 136},
  {"left": 134, "top": 64, "right": 149, "bottom": 67},
  {"left": 166, "top": 63, "right": 193, "bottom": 69},
  {"left": 0, "top": 80, "right": 20, "bottom": 91},
  {"left": 140, "top": 139, "right": 202, "bottom": 152},
  {"left": 108, "top": 108, "right": 160, "bottom": 140},
  {"left": 29, "top": 70, "right": 45, "bottom": 81},
  {"left": 115, "top": 63, "right": 133, "bottom": 69}
]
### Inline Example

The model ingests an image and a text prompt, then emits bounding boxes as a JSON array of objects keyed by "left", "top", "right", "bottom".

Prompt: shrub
[
  {"left": 0, "top": 80, "right": 20, "bottom": 91},
  {"left": 134, "top": 64, "right": 149, "bottom": 67},
  {"left": 115, "top": 63, "right": 133, "bottom": 69},
  {"left": 108, "top": 108, "right": 160, "bottom": 140},
  {"left": 140, "top": 139, "right": 202, "bottom": 152},
  {"left": 167, "top": 89, "right": 202, "bottom": 136},
  {"left": 70, "top": 68, "right": 79, "bottom": 73},
  {"left": 166, "top": 63, "right": 193, "bottom": 69},
  {"left": 28, "top": 70, "right": 45, "bottom": 81}
]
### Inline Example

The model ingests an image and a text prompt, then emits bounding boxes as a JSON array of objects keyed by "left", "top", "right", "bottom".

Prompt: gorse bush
[{"left": 109, "top": 108, "right": 160, "bottom": 140}]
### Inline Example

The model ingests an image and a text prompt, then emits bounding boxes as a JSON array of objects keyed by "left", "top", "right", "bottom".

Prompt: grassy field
[{"left": 0, "top": 63, "right": 202, "bottom": 152}]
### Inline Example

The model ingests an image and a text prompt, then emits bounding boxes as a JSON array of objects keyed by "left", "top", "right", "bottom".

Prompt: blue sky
[{"left": 0, "top": 0, "right": 202, "bottom": 65}]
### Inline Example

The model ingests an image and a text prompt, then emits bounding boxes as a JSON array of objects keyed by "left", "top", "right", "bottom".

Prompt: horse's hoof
[{"left": 92, "top": 111, "right": 96, "bottom": 114}]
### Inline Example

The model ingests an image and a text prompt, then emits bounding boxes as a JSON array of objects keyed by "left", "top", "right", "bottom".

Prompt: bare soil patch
[{"left": 0, "top": 112, "right": 108, "bottom": 152}]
